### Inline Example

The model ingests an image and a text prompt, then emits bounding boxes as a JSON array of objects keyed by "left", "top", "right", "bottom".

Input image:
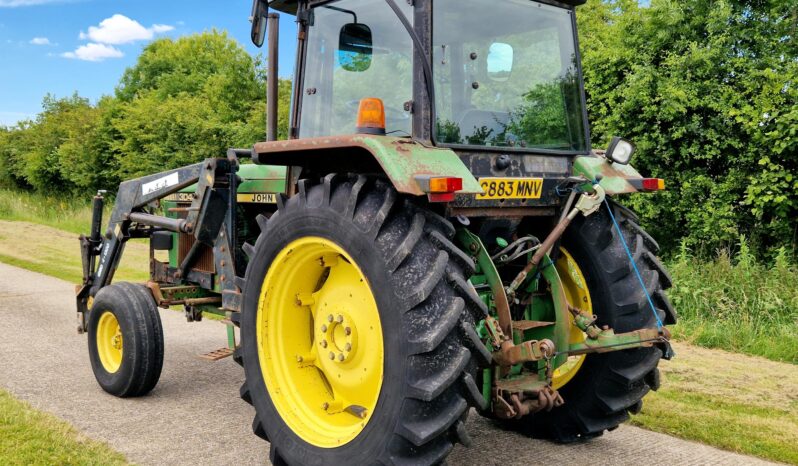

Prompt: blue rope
[{"left": 602, "top": 195, "right": 664, "bottom": 330}]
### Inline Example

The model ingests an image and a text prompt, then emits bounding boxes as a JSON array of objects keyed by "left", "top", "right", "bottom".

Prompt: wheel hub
[
  {"left": 96, "top": 311, "right": 123, "bottom": 373},
  {"left": 257, "top": 237, "right": 384, "bottom": 448},
  {"left": 317, "top": 311, "right": 358, "bottom": 363}
]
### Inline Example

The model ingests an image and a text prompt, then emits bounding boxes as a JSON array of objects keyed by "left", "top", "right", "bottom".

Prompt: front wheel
[
  {"left": 237, "top": 175, "right": 489, "bottom": 465},
  {"left": 87, "top": 282, "right": 164, "bottom": 397}
]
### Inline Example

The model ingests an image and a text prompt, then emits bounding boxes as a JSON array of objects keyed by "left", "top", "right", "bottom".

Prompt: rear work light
[{"left": 415, "top": 176, "right": 464, "bottom": 203}]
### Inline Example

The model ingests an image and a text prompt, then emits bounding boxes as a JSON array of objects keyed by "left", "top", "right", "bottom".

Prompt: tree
[
  {"left": 577, "top": 0, "right": 798, "bottom": 257},
  {"left": 111, "top": 30, "right": 284, "bottom": 179}
]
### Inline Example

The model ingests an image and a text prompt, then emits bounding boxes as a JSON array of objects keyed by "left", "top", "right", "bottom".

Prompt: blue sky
[{"left": 0, "top": 0, "right": 298, "bottom": 126}]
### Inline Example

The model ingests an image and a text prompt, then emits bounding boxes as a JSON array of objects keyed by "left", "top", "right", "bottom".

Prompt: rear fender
[
  {"left": 252, "top": 135, "right": 482, "bottom": 196},
  {"left": 573, "top": 155, "right": 650, "bottom": 195}
]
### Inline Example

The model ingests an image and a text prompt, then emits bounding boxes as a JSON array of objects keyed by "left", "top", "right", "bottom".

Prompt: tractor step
[
  {"left": 512, "top": 320, "right": 555, "bottom": 331},
  {"left": 199, "top": 347, "right": 234, "bottom": 361}
]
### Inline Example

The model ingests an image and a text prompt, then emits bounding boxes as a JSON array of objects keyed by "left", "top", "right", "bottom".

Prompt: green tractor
[{"left": 76, "top": 0, "right": 676, "bottom": 463}]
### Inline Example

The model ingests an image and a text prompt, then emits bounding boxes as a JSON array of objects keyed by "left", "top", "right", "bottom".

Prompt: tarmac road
[{"left": 0, "top": 262, "right": 777, "bottom": 466}]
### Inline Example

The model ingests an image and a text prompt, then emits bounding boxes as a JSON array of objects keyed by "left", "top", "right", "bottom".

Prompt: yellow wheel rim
[
  {"left": 257, "top": 237, "right": 384, "bottom": 448},
  {"left": 552, "top": 247, "right": 592, "bottom": 390},
  {"left": 97, "top": 311, "right": 123, "bottom": 373}
]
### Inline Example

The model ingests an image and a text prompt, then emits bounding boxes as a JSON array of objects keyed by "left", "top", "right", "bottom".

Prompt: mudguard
[
  {"left": 252, "top": 135, "right": 482, "bottom": 196},
  {"left": 573, "top": 155, "right": 651, "bottom": 195}
]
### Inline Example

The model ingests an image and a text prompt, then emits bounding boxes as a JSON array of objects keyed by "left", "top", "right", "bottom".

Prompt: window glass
[
  {"left": 433, "top": 0, "right": 587, "bottom": 151},
  {"left": 300, "top": 0, "right": 413, "bottom": 138}
]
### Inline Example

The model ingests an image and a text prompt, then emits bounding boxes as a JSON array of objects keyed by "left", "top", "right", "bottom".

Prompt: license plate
[
  {"left": 237, "top": 193, "right": 277, "bottom": 204},
  {"left": 476, "top": 178, "right": 544, "bottom": 200}
]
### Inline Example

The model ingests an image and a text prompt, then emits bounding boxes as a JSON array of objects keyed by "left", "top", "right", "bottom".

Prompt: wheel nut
[
  {"left": 322, "top": 402, "right": 329, "bottom": 410},
  {"left": 338, "top": 353, "right": 345, "bottom": 361},
  {"left": 336, "top": 315, "right": 343, "bottom": 323},
  {"left": 296, "top": 355, "right": 303, "bottom": 362},
  {"left": 327, "top": 314, "right": 334, "bottom": 322},
  {"left": 345, "top": 343, "right": 352, "bottom": 352},
  {"left": 345, "top": 327, "right": 351, "bottom": 336},
  {"left": 321, "top": 324, "right": 327, "bottom": 332},
  {"left": 329, "top": 352, "right": 335, "bottom": 360},
  {"left": 321, "top": 340, "right": 328, "bottom": 348}
]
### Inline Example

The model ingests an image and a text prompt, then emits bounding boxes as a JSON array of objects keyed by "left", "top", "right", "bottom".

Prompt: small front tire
[{"left": 87, "top": 282, "right": 164, "bottom": 397}]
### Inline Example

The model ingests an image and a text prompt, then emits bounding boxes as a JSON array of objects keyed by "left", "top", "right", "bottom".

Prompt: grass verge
[
  {"left": 632, "top": 342, "right": 798, "bottom": 464},
  {"left": 0, "top": 188, "right": 98, "bottom": 235},
  {"left": 0, "top": 388, "right": 128, "bottom": 465},
  {"left": 0, "top": 220, "right": 149, "bottom": 284},
  {"left": 667, "top": 241, "right": 798, "bottom": 363}
]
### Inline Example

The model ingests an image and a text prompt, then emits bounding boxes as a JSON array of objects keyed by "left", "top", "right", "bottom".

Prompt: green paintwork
[
  {"left": 568, "top": 327, "right": 663, "bottom": 354},
  {"left": 456, "top": 229, "right": 570, "bottom": 373},
  {"left": 538, "top": 260, "right": 571, "bottom": 368},
  {"left": 253, "top": 135, "right": 482, "bottom": 196},
  {"left": 236, "top": 164, "right": 287, "bottom": 194},
  {"left": 573, "top": 155, "right": 644, "bottom": 194},
  {"left": 176, "top": 164, "right": 287, "bottom": 194},
  {"left": 355, "top": 136, "right": 482, "bottom": 195}
]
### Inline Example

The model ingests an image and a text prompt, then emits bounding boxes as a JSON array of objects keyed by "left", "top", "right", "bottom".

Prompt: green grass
[
  {"left": 631, "top": 342, "right": 798, "bottom": 464},
  {"left": 667, "top": 240, "right": 798, "bottom": 363},
  {"left": 0, "top": 188, "right": 99, "bottom": 235},
  {"left": 0, "top": 220, "right": 149, "bottom": 284},
  {"left": 0, "top": 388, "right": 128, "bottom": 465}
]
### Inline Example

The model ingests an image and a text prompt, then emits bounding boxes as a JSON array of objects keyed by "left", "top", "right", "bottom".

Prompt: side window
[{"left": 300, "top": 0, "right": 413, "bottom": 138}]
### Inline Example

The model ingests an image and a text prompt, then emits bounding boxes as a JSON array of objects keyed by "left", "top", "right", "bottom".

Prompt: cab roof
[{"left": 268, "top": 0, "right": 585, "bottom": 16}]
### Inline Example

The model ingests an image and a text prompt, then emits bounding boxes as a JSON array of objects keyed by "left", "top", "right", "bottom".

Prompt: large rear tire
[
  {"left": 87, "top": 282, "right": 164, "bottom": 397},
  {"left": 520, "top": 203, "right": 676, "bottom": 442},
  {"left": 237, "top": 175, "right": 489, "bottom": 465}
]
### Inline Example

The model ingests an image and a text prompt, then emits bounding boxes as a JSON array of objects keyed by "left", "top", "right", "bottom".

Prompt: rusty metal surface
[
  {"left": 512, "top": 320, "right": 554, "bottom": 331},
  {"left": 253, "top": 135, "right": 482, "bottom": 195},
  {"left": 178, "top": 232, "right": 215, "bottom": 274},
  {"left": 198, "top": 347, "right": 234, "bottom": 361}
]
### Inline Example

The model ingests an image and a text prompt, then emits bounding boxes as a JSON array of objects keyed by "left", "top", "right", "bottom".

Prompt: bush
[
  {"left": 668, "top": 237, "right": 798, "bottom": 362},
  {"left": 578, "top": 0, "right": 798, "bottom": 258}
]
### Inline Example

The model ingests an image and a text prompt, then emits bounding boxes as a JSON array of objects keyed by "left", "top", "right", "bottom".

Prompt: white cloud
[
  {"left": 29, "top": 36, "right": 50, "bottom": 45},
  {"left": 79, "top": 14, "right": 173, "bottom": 45},
  {"left": 62, "top": 43, "right": 123, "bottom": 62}
]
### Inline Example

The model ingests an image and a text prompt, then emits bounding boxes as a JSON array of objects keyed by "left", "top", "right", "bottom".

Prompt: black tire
[
  {"left": 87, "top": 282, "right": 164, "bottom": 397},
  {"left": 520, "top": 202, "right": 676, "bottom": 442},
  {"left": 237, "top": 175, "right": 489, "bottom": 465}
]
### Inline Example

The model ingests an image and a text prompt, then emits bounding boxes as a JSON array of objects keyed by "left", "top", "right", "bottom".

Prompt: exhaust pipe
[{"left": 267, "top": 13, "right": 280, "bottom": 141}]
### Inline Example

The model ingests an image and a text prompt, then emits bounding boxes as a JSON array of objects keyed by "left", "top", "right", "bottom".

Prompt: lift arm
[{"left": 76, "top": 156, "right": 243, "bottom": 332}]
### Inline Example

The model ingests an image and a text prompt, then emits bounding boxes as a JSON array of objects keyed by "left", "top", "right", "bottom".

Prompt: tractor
[{"left": 76, "top": 0, "right": 676, "bottom": 463}]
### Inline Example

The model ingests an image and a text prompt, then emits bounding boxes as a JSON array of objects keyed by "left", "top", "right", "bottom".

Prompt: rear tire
[
  {"left": 519, "top": 202, "right": 675, "bottom": 442},
  {"left": 87, "top": 282, "right": 164, "bottom": 397},
  {"left": 237, "top": 175, "right": 487, "bottom": 465}
]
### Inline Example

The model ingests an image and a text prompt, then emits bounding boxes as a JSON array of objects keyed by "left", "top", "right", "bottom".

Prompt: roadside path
[{"left": 0, "top": 263, "right": 777, "bottom": 465}]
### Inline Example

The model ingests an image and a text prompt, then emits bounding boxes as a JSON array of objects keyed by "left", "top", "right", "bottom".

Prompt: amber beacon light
[{"left": 356, "top": 97, "right": 387, "bottom": 135}]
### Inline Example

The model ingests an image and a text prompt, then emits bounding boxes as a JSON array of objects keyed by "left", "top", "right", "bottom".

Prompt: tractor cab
[{"left": 258, "top": 0, "right": 588, "bottom": 152}]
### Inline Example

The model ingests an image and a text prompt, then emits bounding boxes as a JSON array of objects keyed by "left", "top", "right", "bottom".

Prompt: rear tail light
[
  {"left": 641, "top": 178, "right": 666, "bottom": 191},
  {"left": 415, "top": 176, "right": 463, "bottom": 203},
  {"left": 429, "top": 177, "right": 463, "bottom": 193}
]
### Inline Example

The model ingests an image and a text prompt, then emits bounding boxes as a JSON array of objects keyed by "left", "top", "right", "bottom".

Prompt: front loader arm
[{"left": 77, "top": 157, "right": 241, "bottom": 332}]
